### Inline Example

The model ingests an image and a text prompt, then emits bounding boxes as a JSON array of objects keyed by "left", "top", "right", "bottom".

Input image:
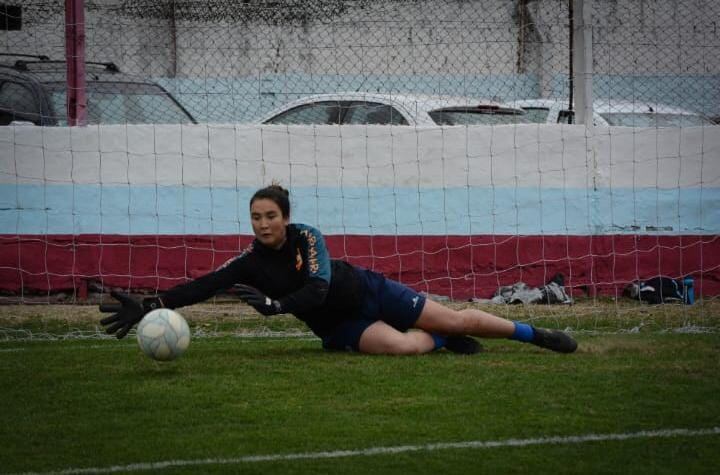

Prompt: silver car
[
  {"left": 509, "top": 98, "right": 715, "bottom": 127},
  {"left": 258, "top": 92, "right": 531, "bottom": 126}
]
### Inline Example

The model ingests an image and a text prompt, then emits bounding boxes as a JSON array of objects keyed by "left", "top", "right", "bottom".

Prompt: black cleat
[
  {"left": 531, "top": 326, "right": 578, "bottom": 353},
  {"left": 445, "top": 335, "right": 483, "bottom": 354}
]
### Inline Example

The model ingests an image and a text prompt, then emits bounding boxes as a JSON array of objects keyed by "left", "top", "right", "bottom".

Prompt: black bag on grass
[{"left": 623, "top": 276, "right": 694, "bottom": 304}]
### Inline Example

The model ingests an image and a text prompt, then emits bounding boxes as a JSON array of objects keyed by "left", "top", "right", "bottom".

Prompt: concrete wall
[
  {"left": 2, "top": 123, "right": 718, "bottom": 236},
  {"left": 1, "top": 123, "right": 719, "bottom": 296}
]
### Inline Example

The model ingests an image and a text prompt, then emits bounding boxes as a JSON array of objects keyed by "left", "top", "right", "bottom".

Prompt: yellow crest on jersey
[{"left": 295, "top": 249, "right": 303, "bottom": 270}]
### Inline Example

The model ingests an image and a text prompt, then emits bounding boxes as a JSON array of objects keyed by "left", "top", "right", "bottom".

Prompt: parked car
[
  {"left": 509, "top": 98, "right": 715, "bottom": 127},
  {"left": 257, "top": 92, "right": 531, "bottom": 126},
  {"left": 0, "top": 53, "right": 197, "bottom": 125}
]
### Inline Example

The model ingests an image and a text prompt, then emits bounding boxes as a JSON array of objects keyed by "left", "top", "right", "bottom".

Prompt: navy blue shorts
[{"left": 321, "top": 269, "right": 426, "bottom": 352}]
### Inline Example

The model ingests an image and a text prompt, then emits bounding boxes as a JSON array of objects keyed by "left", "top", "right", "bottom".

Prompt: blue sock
[
  {"left": 510, "top": 322, "right": 535, "bottom": 342},
  {"left": 431, "top": 334, "right": 447, "bottom": 350}
]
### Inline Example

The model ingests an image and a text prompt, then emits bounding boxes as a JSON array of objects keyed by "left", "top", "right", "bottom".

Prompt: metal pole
[
  {"left": 65, "top": 0, "right": 86, "bottom": 126},
  {"left": 568, "top": 0, "right": 574, "bottom": 117},
  {"left": 572, "top": 0, "right": 593, "bottom": 125}
]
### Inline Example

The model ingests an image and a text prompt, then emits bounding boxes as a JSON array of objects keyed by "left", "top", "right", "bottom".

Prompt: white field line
[
  {"left": 11, "top": 427, "right": 720, "bottom": 475},
  {"left": 0, "top": 334, "right": 319, "bottom": 352},
  {"left": 0, "top": 344, "right": 136, "bottom": 353}
]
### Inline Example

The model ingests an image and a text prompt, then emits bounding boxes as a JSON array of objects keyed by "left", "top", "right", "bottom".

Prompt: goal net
[{"left": 1, "top": 0, "right": 719, "bottom": 338}]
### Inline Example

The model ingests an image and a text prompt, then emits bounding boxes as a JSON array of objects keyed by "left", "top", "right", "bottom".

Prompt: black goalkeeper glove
[
  {"left": 234, "top": 284, "right": 283, "bottom": 316},
  {"left": 99, "top": 290, "right": 163, "bottom": 339}
]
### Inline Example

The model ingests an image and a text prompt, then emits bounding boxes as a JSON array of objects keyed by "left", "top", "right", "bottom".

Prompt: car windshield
[
  {"left": 519, "top": 107, "right": 551, "bottom": 123},
  {"left": 45, "top": 81, "right": 195, "bottom": 125},
  {"left": 266, "top": 101, "right": 341, "bottom": 125},
  {"left": 265, "top": 100, "right": 409, "bottom": 125},
  {"left": 600, "top": 112, "right": 714, "bottom": 127},
  {"left": 428, "top": 107, "right": 531, "bottom": 125}
]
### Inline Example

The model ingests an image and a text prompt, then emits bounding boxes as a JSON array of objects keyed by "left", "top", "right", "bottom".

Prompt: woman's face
[{"left": 250, "top": 198, "right": 289, "bottom": 249}]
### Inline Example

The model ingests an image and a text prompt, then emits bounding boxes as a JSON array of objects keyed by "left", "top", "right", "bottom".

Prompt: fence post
[
  {"left": 572, "top": 0, "right": 593, "bottom": 125},
  {"left": 64, "top": 0, "right": 86, "bottom": 126}
]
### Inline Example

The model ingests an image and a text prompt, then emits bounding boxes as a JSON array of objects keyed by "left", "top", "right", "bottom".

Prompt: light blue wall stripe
[{"left": 1, "top": 184, "right": 717, "bottom": 235}]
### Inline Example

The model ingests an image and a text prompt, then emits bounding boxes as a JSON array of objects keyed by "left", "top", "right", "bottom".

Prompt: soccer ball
[{"left": 136, "top": 308, "right": 191, "bottom": 361}]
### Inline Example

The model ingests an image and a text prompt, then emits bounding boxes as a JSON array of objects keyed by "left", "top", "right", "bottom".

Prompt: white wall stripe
[
  {"left": 12, "top": 427, "right": 720, "bottom": 475},
  {"left": 4, "top": 124, "right": 718, "bottom": 189}
]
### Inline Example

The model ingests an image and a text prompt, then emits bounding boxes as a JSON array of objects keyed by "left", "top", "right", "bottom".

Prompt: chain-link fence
[
  {"left": 4, "top": 0, "right": 716, "bottom": 125},
  {"left": 591, "top": 0, "right": 720, "bottom": 124}
]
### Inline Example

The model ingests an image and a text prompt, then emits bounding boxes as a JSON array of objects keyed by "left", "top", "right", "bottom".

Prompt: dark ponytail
[{"left": 250, "top": 183, "right": 291, "bottom": 218}]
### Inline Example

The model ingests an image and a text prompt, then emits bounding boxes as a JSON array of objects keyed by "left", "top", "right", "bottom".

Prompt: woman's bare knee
[
  {"left": 365, "top": 334, "right": 426, "bottom": 355},
  {"left": 385, "top": 337, "right": 423, "bottom": 355},
  {"left": 359, "top": 322, "right": 434, "bottom": 355}
]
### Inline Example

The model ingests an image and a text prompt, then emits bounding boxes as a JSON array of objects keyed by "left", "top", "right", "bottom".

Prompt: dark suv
[{"left": 0, "top": 54, "right": 196, "bottom": 126}]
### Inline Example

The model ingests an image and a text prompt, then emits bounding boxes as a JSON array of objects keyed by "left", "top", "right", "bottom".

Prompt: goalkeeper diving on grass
[{"left": 100, "top": 184, "right": 577, "bottom": 355}]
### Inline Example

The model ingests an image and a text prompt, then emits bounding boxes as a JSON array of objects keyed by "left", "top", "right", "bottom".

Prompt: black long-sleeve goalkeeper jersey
[{"left": 158, "top": 223, "right": 364, "bottom": 338}]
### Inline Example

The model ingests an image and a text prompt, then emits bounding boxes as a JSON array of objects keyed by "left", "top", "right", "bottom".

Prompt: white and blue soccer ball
[{"left": 136, "top": 308, "right": 191, "bottom": 361}]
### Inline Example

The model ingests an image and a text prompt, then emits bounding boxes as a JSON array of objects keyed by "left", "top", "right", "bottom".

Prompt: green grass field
[{"left": 1, "top": 300, "right": 719, "bottom": 474}]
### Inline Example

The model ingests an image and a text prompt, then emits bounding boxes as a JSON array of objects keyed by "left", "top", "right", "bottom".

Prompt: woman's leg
[
  {"left": 415, "top": 299, "right": 577, "bottom": 353},
  {"left": 415, "top": 299, "right": 516, "bottom": 337},
  {"left": 358, "top": 320, "right": 437, "bottom": 355}
]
